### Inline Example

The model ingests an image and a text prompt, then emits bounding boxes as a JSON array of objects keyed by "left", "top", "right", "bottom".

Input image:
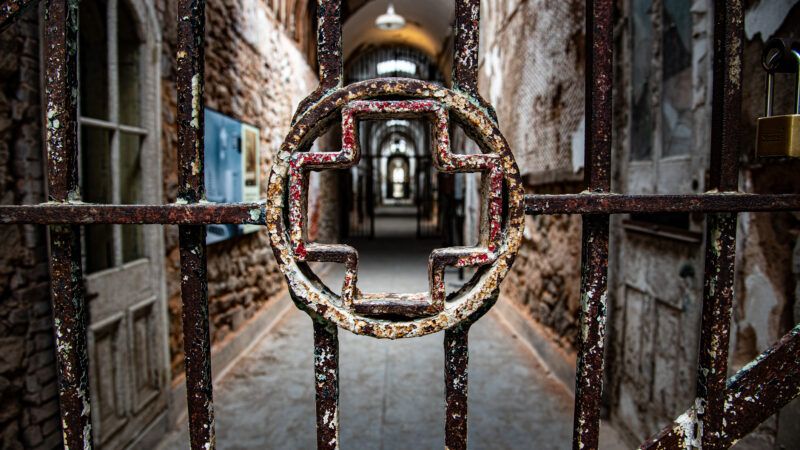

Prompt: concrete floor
[{"left": 157, "top": 236, "right": 626, "bottom": 449}]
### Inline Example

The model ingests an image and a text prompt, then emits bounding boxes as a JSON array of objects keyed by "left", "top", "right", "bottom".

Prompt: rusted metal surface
[
  {"left": 267, "top": 78, "right": 525, "bottom": 339},
  {"left": 0, "top": 203, "right": 267, "bottom": 224},
  {"left": 177, "top": 0, "right": 206, "bottom": 204},
  {"left": 452, "top": 0, "right": 495, "bottom": 120},
  {"left": 294, "top": 0, "right": 342, "bottom": 123},
  {"left": 525, "top": 193, "right": 800, "bottom": 214},
  {"left": 641, "top": 324, "right": 800, "bottom": 449},
  {"left": 1, "top": 0, "right": 797, "bottom": 447},
  {"left": 284, "top": 99, "right": 505, "bottom": 319},
  {"left": 444, "top": 325, "right": 470, "bottom": 450},
  {"left": 1, "top": 192, "right": 799, "bottom": 225},
  {"left": 313, "top": 319, "right": 339, "bottom": 450},
  {"left": 571, "top": 1, "right": 612, "bottom": 449},
  {"left": 0, "top": 0, "right": 35, "bottom": 31},
  {"left": 176, "top": 0, "right": 215, "bottom": 447},
  {"left": 268, "top": 3, "right": 526, "bottom": 447},
  {"left": 695, "top": 2, "right": 744, "bottom": 448},
  {"left": 43, "top": 0, "right": 94, "bottom": 447},
  {"left": 453, "top": 0, "right": 479, "bottom": 95}
]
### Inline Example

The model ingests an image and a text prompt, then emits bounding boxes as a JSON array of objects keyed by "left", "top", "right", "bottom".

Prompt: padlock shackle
[
  {"left": 762, "top": 38, "right": 800, "bottom": 73},
  {"left": 764, "top": 47, "right": 800, "bottom": 117},
  {"left": 794, "top": 49, "right": 800, "bottom": 115}
]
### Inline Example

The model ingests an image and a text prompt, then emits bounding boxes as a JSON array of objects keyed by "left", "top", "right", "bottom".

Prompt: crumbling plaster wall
[
  {"left": 480, "top": 0, "right": 800, "bottom": 446},
  {"left": 156, "top": 0, "right": 317, "bottom": 375},
  {"left": 478, "top": 0, "right": 586, "bottom": 350},
  {"left": 606, "top": 0, "right": 800, "bottom": 446},
  {"left": 732, "top": 3, "right": 800, "bottom": 445}
]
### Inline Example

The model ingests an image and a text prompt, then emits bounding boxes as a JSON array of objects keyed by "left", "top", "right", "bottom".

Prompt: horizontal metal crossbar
[
  {"left": 0, "top": 203, "right": 266, "bottom": 224},
  {"left": 524, "top": 193, "right": 800, "bottom": 214},
  {"left": 0, "top": 192, "right": 798, "bottom": 225}
]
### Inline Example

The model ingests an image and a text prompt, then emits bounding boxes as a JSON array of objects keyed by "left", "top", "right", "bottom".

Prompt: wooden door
[{"left": 78, "top": 0, "right": 168, "bottom": 446}]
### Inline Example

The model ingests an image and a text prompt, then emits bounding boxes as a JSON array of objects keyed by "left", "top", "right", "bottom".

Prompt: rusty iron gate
[{"left": 1, "top": 0, "right": 800, "bottom": 449}]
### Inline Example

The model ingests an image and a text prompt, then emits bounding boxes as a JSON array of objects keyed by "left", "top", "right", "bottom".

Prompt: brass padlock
[{"left": 756, "top": 38, "right": 800, "bottom": 158}]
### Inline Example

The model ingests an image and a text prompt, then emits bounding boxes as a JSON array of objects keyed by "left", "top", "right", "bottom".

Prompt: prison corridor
[{"left": 156, "top": 237, "right": 625, "bottom": 449}]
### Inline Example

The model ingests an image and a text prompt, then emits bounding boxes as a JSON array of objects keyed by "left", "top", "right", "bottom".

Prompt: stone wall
[
  {"left": 0, "top": 9, "right": 63, "bottom": 450},
  {"left": 0, "top": 1, "right": 319, "bottom": 445},
  {"left": 478, "top": 0, "right": 586, "bottom": 351},
  {"left": 480, "top": 0, "right": 586, "bottom": 181},
  {"left": 156, "top": 0, "right": 317, "bottom": 375},
  {"left": 481, "top": 0, "right": 800, "bottom": 446}
]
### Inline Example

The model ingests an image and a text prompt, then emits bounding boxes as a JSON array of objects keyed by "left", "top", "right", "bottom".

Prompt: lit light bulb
[{"left": 375, "top": 2, "right": 406, "bottom": 30}]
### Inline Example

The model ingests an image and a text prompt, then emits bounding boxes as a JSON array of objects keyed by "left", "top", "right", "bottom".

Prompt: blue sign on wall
[{"left": 204, "top": 108, "right": 261, "bottom": 244}]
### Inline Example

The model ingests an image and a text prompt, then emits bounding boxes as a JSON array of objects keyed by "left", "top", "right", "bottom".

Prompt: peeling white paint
[
  {"left": 744, "top": 0, "right": 800, "bottom": 41},
  {"left": 743, "top": 266, "right": 781, "bottom": 353}
]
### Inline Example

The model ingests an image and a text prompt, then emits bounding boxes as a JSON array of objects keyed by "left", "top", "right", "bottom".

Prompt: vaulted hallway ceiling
[{"left": 342, "top": 0, "right": 455, "bottom": 62}]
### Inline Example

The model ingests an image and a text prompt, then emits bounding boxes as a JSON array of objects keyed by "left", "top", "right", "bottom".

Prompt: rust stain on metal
[
  {"left": 0, "top": 203, "right": 267, "bottom": 224},
  {"left": 43, "top": 0, "right": 94, "bottom": 447},
  {"left": 524, "top": 193, "right": 800, "bottom": 215},
  {"left": 285, "top": 99, "right": 505, "bottom": 318},
  {"left": 572, "top": 1, "right": 613, "bottom": 449},
  {"left": 267, "top": 79, "right": 525, "bottom": 339},
  {"left": 696, "top": 2, "right": 744, "bottom": 448},
  {"left": 176, "top": 0, "right": 216, "bottom": 448},
  {"left": 313, "top": 319, "right": 339, "bottom": 450},
  {"left": 1, "top": 192, "right": 800, "bottom": 225},
  {"left": 2, "top": 0, "right": 797, "bottom": 448},
  {"left": 444, "top": 325, "right": 470, "bottom": 450}
]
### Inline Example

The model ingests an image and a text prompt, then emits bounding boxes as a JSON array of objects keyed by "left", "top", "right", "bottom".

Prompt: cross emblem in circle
[
  {"left": 268, "top": 79, "right": 525, "bottom": 338},
  {"left": 287, "top": 99, "right": 504, "bottom": 318}
]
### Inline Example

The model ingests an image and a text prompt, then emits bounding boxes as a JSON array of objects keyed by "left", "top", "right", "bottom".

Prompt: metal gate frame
[{"left": 0, "top": 0, "right": 799, "bottom": 449}]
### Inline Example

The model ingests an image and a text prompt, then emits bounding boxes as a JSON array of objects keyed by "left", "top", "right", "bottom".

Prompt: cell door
[{"left": 613, "top": 0, "right": 709, "bottom": 436}]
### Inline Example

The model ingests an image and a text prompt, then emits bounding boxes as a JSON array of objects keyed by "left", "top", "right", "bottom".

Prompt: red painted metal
[{"left": 0, "top": 0, "right": 798, "bottom": 449}]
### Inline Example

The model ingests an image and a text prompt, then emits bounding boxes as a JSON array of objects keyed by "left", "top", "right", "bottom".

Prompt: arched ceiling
[{"left": 342, "top": 0, "right": 455, "bottom": 62}]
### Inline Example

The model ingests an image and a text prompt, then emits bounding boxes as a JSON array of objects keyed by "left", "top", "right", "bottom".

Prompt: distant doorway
[{"left": 341, "top": 46, "right": 465, "bottom": 242}]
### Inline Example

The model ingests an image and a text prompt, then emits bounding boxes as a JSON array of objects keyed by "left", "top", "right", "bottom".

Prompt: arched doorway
[{"left": 340, "top": 45, "right": 464, "bottom": 241}]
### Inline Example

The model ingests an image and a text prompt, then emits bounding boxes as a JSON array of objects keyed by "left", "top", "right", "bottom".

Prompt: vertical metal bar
[
  {"left": 314, "top": 319, "right": 339, "bottom": 450},
  {"left": 446, "top": 3, "right": 479, "bottom": 443},
  {"left": 44, "top": 0, "right": 94, "bottom": 447},
  {"left": 696, "top": 1, "right": 743, "bottom": 448},
  {"left": 572, "top": 1, "right": 613, "bottom": 449},
  {"left": 445, "top": 325, "right": 470, "bottom": 450},
  {"left": 177, "top": 0, "right": 215, "bottom": 447},
  {"left": 316, "top": 0, "right": 342, "bottom": 90},
  {"left": 453, "top": 0, "right": 479, "bottom": 95}
]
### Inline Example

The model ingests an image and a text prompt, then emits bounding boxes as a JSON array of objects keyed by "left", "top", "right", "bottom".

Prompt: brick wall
[
  {"left": 0, "top": 8, "right": 62, "bottom": 449},
  {"left": 155, "top": 0, "right": 317, "bottom": 375},
  {"left": 0, "top": 0, "right": 319, "bottom": 444}
]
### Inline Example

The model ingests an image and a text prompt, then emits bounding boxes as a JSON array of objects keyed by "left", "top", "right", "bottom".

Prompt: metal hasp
[
  {"left": 0, "top": 0, "right": 799, "bottom": 448},
  {"left": 267, "top": 1, "right": 524, "bottom": 447}
]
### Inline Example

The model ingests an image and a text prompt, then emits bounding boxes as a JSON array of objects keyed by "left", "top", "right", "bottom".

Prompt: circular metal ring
[{"left": 267, "top": 78, "right": 525, "bottom": 339}]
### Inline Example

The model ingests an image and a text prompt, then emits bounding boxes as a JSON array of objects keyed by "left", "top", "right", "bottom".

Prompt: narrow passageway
[{"left": 157, "top": 228, "right": 625, "bottom": 449}]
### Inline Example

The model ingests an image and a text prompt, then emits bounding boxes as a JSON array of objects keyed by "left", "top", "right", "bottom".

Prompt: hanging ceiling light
[{"left": 375, "top": 2, "right": 406, "bottom": 30}]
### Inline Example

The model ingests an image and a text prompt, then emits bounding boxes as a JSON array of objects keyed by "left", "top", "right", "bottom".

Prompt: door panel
[
  {"left": 86, "top": 257, "right": 166, "bottom": 448},
  {"left": 89, "top": 313, "right": 129, "bottom": 445},
  {"left": 129, "top": 297, "right": 161, "bottom": 413}
]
